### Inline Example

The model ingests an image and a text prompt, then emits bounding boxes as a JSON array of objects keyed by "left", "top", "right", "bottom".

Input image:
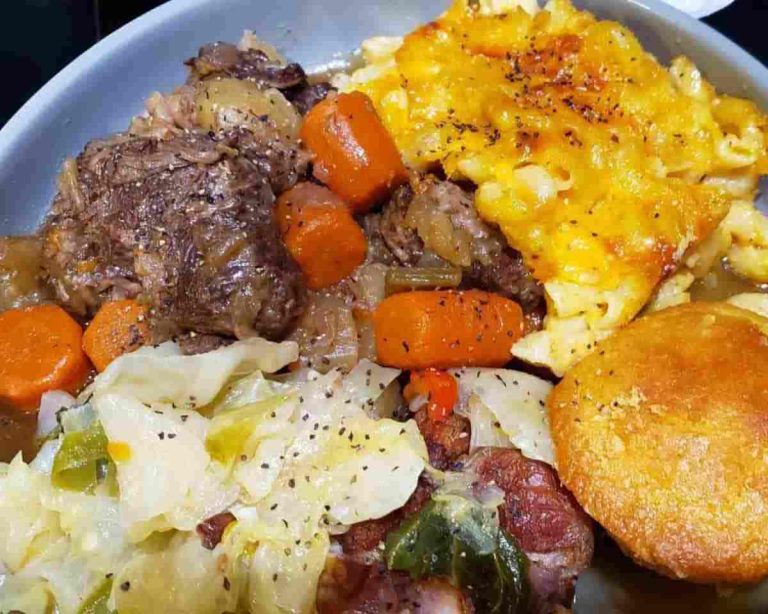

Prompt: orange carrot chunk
[
  {"left": 404, "top": 368, "right": 459, "bottom": 423},
  {"left": 373, "top": 290, "right": 524, "bottom": 369},
  {"left": 300, "top": 92, "right": 408, "bottom": 213},
  {"left": 276, "top": 183, "right": 367, "bottom": 289},
  {"left": 0, "top": 304, "right": 91, "bottom": 410},
  {"left": 82, "top": 299, "right": 149, "bottom": 372}
]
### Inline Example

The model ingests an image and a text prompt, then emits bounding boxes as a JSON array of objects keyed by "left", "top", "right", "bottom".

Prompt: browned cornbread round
[{"left": 549, "top": 302, "right": 768, "bottom": 583}]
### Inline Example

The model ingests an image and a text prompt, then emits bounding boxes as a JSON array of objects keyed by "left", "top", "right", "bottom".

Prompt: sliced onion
[
  {"left": 195, "top": 79, "right": 301, "bottom": 141},
  {"left": 36, "top": 390, "right": 76, "bottom": 437},
  {"left": 288, "top": 292, "right": 359, "bottom": 372},
  {"left": 351, "top": 263, "right": 388, "bottom": 310},
  {"left": 30, "top": 439, "right": 61, "bottom": 475}
]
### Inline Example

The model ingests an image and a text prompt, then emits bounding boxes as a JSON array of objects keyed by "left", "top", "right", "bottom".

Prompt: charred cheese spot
[{"left": 344, "top": 0, "right": 768, "bottom": 373}]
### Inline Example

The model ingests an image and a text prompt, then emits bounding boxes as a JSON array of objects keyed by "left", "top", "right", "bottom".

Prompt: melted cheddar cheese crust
[{"left": 343, "top": 0, "right": 768, "bottom": 373}]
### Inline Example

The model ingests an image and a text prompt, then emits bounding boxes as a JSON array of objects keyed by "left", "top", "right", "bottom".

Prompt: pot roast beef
[
  {"left": 42, "top": 126, "right": 307, "bottom": 341},
  {"left": 317, "top": 557, "right": 472, "bottom": 614},
  {"left": 469, "top": 448, "right": 594, "bottom": 613},
  {"left": 378, "top": 177, "right": 546, "bottom": 322},
  {"left": 187, "top": 41, "right": 333, "bottom": 115},
  {"left": 339, "top": 446, "right": 593, "bottom": 613}
]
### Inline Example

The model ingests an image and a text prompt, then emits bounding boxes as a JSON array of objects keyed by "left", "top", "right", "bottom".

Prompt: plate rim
[{"left": 0, "top": 0, "right": 766, "bottom": 189}]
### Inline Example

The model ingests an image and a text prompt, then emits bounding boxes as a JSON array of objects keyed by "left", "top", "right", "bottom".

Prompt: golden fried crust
[{"left": 549, "top": 302, "right": 768, "bottom": 583}]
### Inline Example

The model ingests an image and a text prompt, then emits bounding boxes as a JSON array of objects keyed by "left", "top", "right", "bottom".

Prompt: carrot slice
[
  {"left": 82, "top": 299, "right": 149, "bottom": 372},
  {"left": 300, "top": 92, "right": 408, "bottom": 212},
  {"left": 276, "top": 183, "right": 367, "bottom": 289},
  {"left": 404, "top": 369, "right": 459, "bottom": 423},
  {"left": 0, "top": 304, "right": 91, "bottom": 410},
  {"left": 373, "top": 290, "right": 524, "bottom": 369}
]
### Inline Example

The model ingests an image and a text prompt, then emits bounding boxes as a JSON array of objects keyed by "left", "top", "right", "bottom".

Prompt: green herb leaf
[
  {"left": 384, "top": 495, "right": 529, "bottom": 613},
  {"left": 52, "top": 421, "right": 118, "bottom": 495}
]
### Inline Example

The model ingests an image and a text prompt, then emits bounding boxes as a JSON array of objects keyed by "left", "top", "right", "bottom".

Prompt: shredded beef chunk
[
  {"left": 188, "top": 42, "right": 333, "bottom": 115},
  {"left": 286, "top": 81, "right": 335, "bottom": 115},
  {"left": 413, "top": 408, "right": 470, "bottom": 471},
  {"left": 379, "top": 184, "right": 423, "bottom": 265},
  {"left": 188, "top": 42, "right": 306, "bottom": 88},
  {"left": 196, "top": 511, "right": 236, "bottom": 550},
  {"left": 469, "top": 447, "right": 594, "bottom": 613},
  {"left": 377, "top": 176, "right": 545, "bottom": 319},
  {"left": 360, "top": 214, "right": 399, "bottom": 266},
  {"left": 465, "top": 247, "right": 546, "bottom": 327},
  {"left": 176, "top": 332, "right": 231, "bottom": 355},
  {"left": 42, "top": 127, "right": 306, "bottom": 341},
  {"left": 317, "top": 557, "right": 472, "bottom": 614}
]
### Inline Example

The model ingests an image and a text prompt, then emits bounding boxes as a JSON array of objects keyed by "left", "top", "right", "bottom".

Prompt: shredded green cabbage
[{"left": 0, "top": 339, "right": 426, "bottom": 614}]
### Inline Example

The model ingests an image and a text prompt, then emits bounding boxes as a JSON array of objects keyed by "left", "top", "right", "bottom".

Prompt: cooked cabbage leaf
[
  {"left": 385, "top": 494, "right": 529, "bottom": 614},
  {"left": 0, "top": 575, "right": 52, "bottom": 614},
  {"left": 0, "top": 457, "right": 130, "bottom": 614},
  {"left": 90, "top": 338, "right": 298, "bottom": 407},
  {"left": 217, "top": 365, "right": 425, "bottom": 614},
  {"left": 97, "top": 393, "right": 237, "bottom": 539},
  {"left": 112, "top": 533, "right": 239, "bottom": 614},
  {"left": 0, "top": 456, "right": 62, "bottom": 572},
  {"left": 206, "top": 395, "right": 295, "bottom": 466},
  {"left": 1, "top": 340, "right": 425, "bottom": 614},
  {"left": 452, "top": 369, "right": 554, "bottom": 465},
  {"left": 466, "top": 394, "right": 510, "bottom": 449},
  {"left": 211, "top": 371, "right": 292, "bottom": 414},
  {"left": 77, "top": 576, "right": 113, "bottom": 614}
]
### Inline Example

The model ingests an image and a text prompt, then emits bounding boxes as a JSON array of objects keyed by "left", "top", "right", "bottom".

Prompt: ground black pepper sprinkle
[{"left": 120, "top": 581, "right": 131, "bottom": 591}]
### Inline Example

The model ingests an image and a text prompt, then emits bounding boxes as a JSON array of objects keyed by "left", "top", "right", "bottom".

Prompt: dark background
[{"left": 1, "top": 0, "right": 766, "bottom": 126}]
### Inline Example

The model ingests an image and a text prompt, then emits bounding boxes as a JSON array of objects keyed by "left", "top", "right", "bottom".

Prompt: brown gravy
[{"left": 0, "top": 403, "right": 38, "bottom": 462}]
